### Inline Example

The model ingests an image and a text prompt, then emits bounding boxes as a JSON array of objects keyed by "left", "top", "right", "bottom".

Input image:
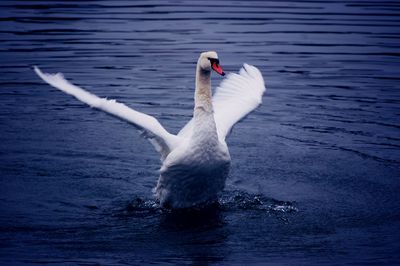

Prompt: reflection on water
[{"left": 0, "top": 0, "right": 399, "bottom": 265}]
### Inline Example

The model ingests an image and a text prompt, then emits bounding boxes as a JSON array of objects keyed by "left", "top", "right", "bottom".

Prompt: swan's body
[{"left": 34, "top": 51, "right": 266, "bottom": 209}]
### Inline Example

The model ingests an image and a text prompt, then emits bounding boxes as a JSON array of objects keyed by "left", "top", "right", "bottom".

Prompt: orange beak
[{"left": 211, "top": 62, "right": 225, "bottom": 76}]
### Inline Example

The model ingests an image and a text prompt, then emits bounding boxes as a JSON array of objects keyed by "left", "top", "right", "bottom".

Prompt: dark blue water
[{"left": 1, "top": 1, "right": 399, "bottom": 265}]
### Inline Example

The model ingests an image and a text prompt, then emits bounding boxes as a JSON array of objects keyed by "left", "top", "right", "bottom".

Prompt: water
[{"left": 1, "top": 0, "right": 399, "bottom": 265}]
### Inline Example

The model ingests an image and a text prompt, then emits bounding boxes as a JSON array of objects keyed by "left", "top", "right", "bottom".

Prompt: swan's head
[{"left": 198, "top": 51, "right": 225, "bottom": 76}]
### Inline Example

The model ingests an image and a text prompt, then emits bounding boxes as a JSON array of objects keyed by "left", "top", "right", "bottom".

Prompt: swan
[{"left": 34, "top": 51, "right": 266, "bottom": 209}]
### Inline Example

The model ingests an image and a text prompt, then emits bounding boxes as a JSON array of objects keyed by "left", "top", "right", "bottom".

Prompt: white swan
[{"left": 34, "top": 51, "right": 266, "bottom": 209}]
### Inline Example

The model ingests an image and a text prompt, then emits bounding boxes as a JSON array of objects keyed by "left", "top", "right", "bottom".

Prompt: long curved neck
[
  {"left": 192, "top": 59, "right": 218, "bottom": 142},
  {"left": 195, "top": 62, "right": 213, "bottom": 113}
]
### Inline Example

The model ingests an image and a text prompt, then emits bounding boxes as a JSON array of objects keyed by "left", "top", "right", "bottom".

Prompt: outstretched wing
[
  {"left": 178, "top": 64, "right": 266, "bottom": 141},
  {"left": 212, "top": 64, "right": 266, "bottom": 139},
  {"left": 34, "top": 66, "right": 179, "bottom": 161}
]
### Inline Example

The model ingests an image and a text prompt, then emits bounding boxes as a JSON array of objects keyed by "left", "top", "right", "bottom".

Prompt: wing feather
[
  {"left": 178, "top": 64, "right": 266, "bottom": 140},
  {"left": 34, "top": 66, "right": 179, "bottom": 160}
]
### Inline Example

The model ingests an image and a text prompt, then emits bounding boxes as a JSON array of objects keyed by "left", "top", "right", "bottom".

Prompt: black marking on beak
[{"left": 207, "top": 57, "right": 220, "bottom": 64}]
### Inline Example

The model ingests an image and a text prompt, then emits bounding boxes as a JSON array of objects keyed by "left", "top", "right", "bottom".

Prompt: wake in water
[
  {"left": 219, "top": 190, "right": 297, "bottom": 212},
  {"left": 114, "top": 190, "right": 297, "bottom": 217},
  {"left": 99, "top": 190, "right": 297, "bottom": 229}
]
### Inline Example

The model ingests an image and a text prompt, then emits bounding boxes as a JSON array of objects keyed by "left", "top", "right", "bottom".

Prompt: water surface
[{"left": 0, "top": 1, "right": 399, "bottom": 265}]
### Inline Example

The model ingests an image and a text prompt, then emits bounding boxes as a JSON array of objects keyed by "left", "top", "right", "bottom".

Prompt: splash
[
  {"left": 115, "top": 190, "right": 297, "bottom": 217},
  {"left": 219, "top": 190, "right": 297, "bottom": 213}
]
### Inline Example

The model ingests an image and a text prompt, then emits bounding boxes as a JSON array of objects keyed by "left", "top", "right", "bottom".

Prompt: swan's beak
[{"left": 211, "top": 62, "right": 225, "bottom": 76}]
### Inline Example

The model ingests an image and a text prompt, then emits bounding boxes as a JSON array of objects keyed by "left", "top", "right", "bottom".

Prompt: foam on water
[{"left": 113, "top": 190, "right": 297, "bottom": 218}]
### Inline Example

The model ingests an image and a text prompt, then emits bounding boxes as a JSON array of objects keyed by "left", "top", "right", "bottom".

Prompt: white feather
[
  {"left": 34, "top": 66, "right": 179, "bottom": 161},
  {"left": 178, "top": 63, "right": 266, "bottom": 141}
]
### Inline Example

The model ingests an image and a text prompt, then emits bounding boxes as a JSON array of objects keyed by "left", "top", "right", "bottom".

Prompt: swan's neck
[
  {"left": 195, "top": 64, "right": 213, "bottom": 112},
  {"left": 192, "top": 61, "right": 218, "bottom": 142}
]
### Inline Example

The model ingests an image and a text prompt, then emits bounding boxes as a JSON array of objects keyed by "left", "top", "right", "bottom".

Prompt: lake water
[{"left": 0, "top": 1, "right": 399, "bottom": 265}]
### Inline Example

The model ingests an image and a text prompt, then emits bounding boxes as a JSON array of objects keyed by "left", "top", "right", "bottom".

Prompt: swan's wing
[
  {"left": 212, "top": 64, "right": 266, "bottom": 139},
  {"left": 34, "top": 66, "right": 179, "bottom": 160},
  {"left": 178, "top": 64, "right": 266, "bottom": 140}
]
